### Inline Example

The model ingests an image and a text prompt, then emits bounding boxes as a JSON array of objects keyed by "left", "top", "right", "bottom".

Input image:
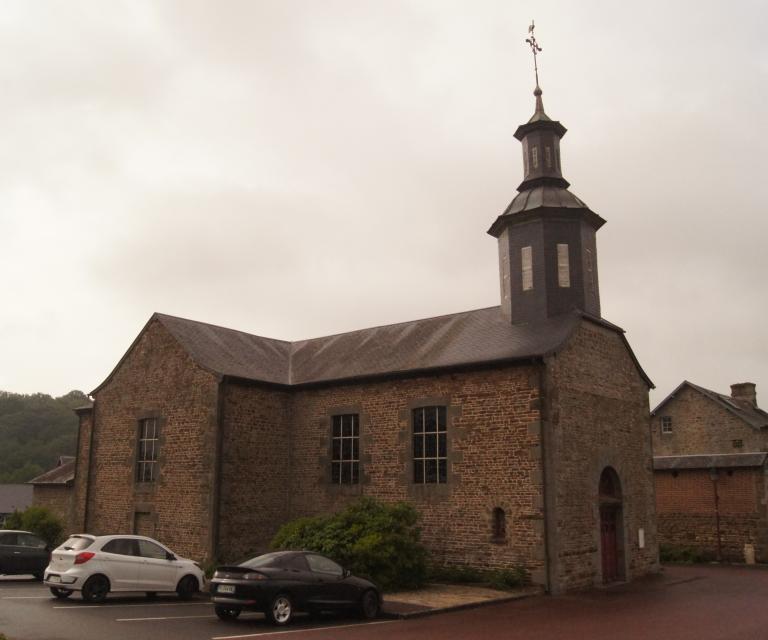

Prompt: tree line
[{"left": 0, "top": 390, "right": 88, "bottom": 483}]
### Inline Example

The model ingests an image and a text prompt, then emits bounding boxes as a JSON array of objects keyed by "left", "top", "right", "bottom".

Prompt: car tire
[
  {"left": 214, "top": 605, "right": 242, "bottom": 621},
  {"left": 81, "top": 575, "right": 110, "bottom": 603},
  {"left": 176, "top": 575, "right": 199, "bottom": 600},
  {"left": 359, "top": 589, "right": 380, "bottom": 619},
  {"left": 266, "top": 594, "right": 294, "bottom": 626},
  {"left": 50, "top": 587, "right": 72, "bottom": 599}
]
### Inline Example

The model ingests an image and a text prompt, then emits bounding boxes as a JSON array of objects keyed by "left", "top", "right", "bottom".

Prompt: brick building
[
  {"left": 69, "top": 82, "right": 659, "bottom": 593},
  {"left": 29, "top": 456, "right": 76, "bottom": 531},
  {"left": 652, "top": 381, "right": 768, "bottom": 561}
]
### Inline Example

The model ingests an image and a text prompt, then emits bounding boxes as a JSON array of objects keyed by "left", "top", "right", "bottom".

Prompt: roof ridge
[
  {"left": 155, "top": 312, "right": 293, "bottom": 346},
  {"left": 290, "top": 306, "right": 502, "bottom": 345}
]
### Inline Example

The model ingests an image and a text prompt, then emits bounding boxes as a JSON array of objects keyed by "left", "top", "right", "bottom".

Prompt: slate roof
[
  {"left": 29, "top": 457, "right": 76, "bottom": 486},
  {"left": 0, "top": 484, "right": 33, "bottom": 514},
  {"left": 651, "top": 380, "right": 768, "bottom": 430},
  {"left": 654, "top": 453, "right": 768, "bottom": 471},
  {"left": 94, "top": 307, "right": 652, "bottom": 392}
]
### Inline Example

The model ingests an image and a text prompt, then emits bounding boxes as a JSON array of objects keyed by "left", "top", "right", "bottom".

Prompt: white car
[{"left": 44, "top": 534, "right": 205, "bottom": 603}]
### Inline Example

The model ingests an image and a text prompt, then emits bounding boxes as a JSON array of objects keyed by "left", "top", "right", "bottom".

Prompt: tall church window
[
  {"left": 412, "top": 406, "right": 447, "bottom": 484},
  {"left": 136, "top": 418, "right": 159, "bottom": 483},
  {"left": 557, "top": 244, "right": 570, "bottom": 287},
  {"left": 521, "top": 246, "right": 533, "bottom": 291},
  {"left": 331, "top": 414, "right": 359, "bottom": 484}
]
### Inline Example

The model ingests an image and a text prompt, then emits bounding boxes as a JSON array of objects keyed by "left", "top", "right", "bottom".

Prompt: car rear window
[
  {"left": 58, "top": 536, "right": 94, "bottom": 551},
  {"left": 240, "top": 552, "right": 286, "bottom": 569}
]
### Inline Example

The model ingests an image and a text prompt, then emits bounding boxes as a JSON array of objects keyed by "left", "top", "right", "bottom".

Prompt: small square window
[
  {"left": 732, "top": 439, "right": 743, "bottom": 449},
  {"left": 661, "top": 416, "right": 673, "bottom": 434}
]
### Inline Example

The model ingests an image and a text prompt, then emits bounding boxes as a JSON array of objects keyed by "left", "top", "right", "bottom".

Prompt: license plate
[
  {"left": 48, "top": 575, "right": 60, "bottom": 583},
  {"left": 217, "top": 585, "right": 235, "bottom": 594}
]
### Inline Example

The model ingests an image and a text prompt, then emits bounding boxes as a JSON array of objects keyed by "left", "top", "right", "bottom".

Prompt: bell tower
[{"left": 488, "top": 22, "right": 605, "bottom": 325}]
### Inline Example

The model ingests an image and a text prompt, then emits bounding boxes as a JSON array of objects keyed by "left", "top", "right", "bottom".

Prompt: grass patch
[{"left": 659, "top": 544, "right": 713, "bottom": 564}]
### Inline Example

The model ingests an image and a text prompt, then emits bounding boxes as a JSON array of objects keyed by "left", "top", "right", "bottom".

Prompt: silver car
[{"left": 44, "top": 534, "right": 204, "bottom": 602}]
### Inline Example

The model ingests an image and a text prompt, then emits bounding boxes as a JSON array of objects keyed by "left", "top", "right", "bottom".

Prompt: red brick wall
[
  {"left": 86, "top": 319, "right": 220, "bottom": 561},
  {"left": 217, "top": 382, "right": 291, "bottom": 561},
  {"left": 652, "top": 385, "right": 766, "bottom": 456},
  {"left": 284, "top": 366, "right": 546, "bottom": 581},
  {"left": 655, "top": 468, "right": 767, "bottom": 561},
  {"left": 547, "top": 319, "right": 659, "bottom": 591}
]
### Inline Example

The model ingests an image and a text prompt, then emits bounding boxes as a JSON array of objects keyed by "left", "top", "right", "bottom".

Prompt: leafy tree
[
  {"left": 272, "top": 497, "right": 428, "bottom": 591},
  {"left": 0, "top": 390, "right": 87, "bottom": 482},
  {"left": 4, "top": 506, "right": 64, "bottom": 547}
]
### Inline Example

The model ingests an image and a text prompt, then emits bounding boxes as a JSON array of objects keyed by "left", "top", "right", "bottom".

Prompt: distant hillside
[{"left": 0, "top": 390, "right": 88, "bottom": 483}]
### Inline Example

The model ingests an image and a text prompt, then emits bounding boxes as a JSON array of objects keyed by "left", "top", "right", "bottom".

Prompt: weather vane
[{"left": 525, "top": 20, "right": 542, "bottom": 88}]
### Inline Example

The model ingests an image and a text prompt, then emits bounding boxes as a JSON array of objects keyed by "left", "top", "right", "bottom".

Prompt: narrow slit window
[
  {"left": 586, "top": 249, "right": 595, "bottom": 293},
  {"left": 557, "top": 243, "right": 570, "bottom": 288},
  {"left": 545, "top": 146, "right": 552, "bottom": 168},
  {"left": 492, "top": 507, "right": 506, "bottom": 541},
  {"left": 521, "top": 246, "right": 533, "bottom": 291},
  {"left": 531, "top": 146, "right": 539, "bottom": 169}
]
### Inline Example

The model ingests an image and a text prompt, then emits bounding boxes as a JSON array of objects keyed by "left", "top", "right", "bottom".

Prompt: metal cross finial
[{"left": 525, "top": 20, "right": 542, "bottom": 88}]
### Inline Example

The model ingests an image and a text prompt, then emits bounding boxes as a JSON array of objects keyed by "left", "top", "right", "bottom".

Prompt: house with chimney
[
  {"left": 68, "top": 77, "right": 659, "bottom": 593},
  {"left": 652, "top": 381, "right": 768, "bottom": 561}
]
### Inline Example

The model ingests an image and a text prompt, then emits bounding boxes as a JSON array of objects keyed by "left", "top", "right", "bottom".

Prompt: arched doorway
[{"left": 599, "top": 467, "right": 624, "bottom": 584}]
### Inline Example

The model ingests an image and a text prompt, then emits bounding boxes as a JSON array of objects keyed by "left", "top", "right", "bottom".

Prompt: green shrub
[
  {"left": 3, "top": 506, "right": 64, "bottom": 548},
  {"left": 659, "top": 544, "right": 711, "bottom": 564},
  {"left": 428, "top": 563, "right": 529, "bottom": 591},
  {"left": 271, "top": 497, "right": 428, "bottom": 591}
]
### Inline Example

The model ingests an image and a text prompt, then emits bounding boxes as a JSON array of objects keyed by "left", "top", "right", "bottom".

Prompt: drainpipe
[
  {"left": 709, "top": 467, "right": 722, "bottom": 562},
  {"left": 538, "top": 360, "right": 553, "bottom": 594}
]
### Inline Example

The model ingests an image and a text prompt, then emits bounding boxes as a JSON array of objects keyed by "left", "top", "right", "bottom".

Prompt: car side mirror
[{"left": 166, "top": 552, "right": 177, "bottom": 561}]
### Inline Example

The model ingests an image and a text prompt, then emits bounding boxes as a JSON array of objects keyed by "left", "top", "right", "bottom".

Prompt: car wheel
[
  {"left": 214, "top": 605, "right": 242, "bottom": 621},
  {"left": 266, "top": 594, "right": 293, "bottom": 626},
  {"left": 176, "top": 575, "right": 199, "bottom": 600},
  {"left": 50, "top": 587, "right": 72, "bottom": 599},
  {"left": 359, "top": 589, "right": 380, "bottom": 619},
  {"left": 81, "top": 575, "right": 110, "bottom": 603}
]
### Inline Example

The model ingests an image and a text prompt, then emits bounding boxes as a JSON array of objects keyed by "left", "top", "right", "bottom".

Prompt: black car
[
  {"left": 0, "top": 530, "right": 50, "bottom": 579},
  {"left": 210, "top": 551, "right": 381, "bottom": 625}
]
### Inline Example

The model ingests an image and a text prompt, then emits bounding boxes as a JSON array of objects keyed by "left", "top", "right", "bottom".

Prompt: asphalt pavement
[{"left": 2, "top": 564, "right": 768, "bottom": 640}]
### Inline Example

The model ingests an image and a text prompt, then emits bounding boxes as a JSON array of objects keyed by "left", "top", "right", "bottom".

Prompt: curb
[{"left": 381, "top": 589, "right": 541, "bottom": 620}]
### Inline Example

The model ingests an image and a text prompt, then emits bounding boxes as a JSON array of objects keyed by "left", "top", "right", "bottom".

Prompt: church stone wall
[
  {"left": 652, "top": 386, "right": 766, "bottom": 456},
  {"left": 216, "top": 381, "right": 291, "bottom": 562},
  {"left": 84, "top": 319, "right": 220, "bottom": 562},
  {"left": 286, "top": 365, "right": 547, "bottom": 583},
  {"left": 545, "top": 319, "right": 659, "bottom": 592},
  {"left": 71, "top": 409, "right": 93, "bottom": 534}
]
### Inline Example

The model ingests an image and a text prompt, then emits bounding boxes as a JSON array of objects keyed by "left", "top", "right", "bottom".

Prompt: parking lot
[
  {"left": 3, "top": 564, "right": 768, "bottom": 640},
  {"left": 0, "top": 579, "right": 396, "bottom": 640}
]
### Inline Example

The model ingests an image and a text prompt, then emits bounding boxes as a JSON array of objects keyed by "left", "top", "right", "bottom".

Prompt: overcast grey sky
[{"left": 1, "top": 0, "right": 766, "bottom": 406}]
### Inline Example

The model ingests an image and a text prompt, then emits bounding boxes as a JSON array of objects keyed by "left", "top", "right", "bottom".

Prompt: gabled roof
[
  {"left": 28, "top": 458, "right": 76, "bottom": 486},
  {"left": 93, "top": 307, "right": 652, "bottom": 392},
  {"left": 651, "top": 380, "right": 768, "bottom": 430},
  {"left": 654, "top": 452, "right": 768, "bottom": 471}
]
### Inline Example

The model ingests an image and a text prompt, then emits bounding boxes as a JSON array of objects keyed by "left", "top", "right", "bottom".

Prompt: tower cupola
[{"left": 488, "top": 23, "right": 605, "bottom": 325}]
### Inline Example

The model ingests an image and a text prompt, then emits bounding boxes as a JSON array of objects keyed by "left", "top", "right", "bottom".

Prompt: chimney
[{"left": 730, "top": 382, "right": 757, "bottom": 408}]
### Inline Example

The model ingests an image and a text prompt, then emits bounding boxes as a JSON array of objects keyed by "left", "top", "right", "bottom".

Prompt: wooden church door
[{"left": 600, "top": 506, "right": 619, "bottom": 583}]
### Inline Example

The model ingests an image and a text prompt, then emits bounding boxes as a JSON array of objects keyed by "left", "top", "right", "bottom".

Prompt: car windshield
[
  {"left": 239, "top": 552, "right": 287, "bottom": 569},
  {"left": 58, "top": 536, "right": 93, "bottom": 551}
]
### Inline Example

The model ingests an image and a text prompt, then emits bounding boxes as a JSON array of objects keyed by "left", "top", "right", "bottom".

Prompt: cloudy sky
[{"left": 1, "top": 0, "right": 766, "bottom": 407}]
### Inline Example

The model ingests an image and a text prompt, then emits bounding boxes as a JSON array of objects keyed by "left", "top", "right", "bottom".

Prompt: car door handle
[{"left": 13, "top": 551, "right": 21, "bottom": 555}]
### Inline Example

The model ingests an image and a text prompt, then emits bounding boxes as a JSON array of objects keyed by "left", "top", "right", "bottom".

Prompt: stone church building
[{"left": 68, "top": 83, "right": 659, "bottom": 593}]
